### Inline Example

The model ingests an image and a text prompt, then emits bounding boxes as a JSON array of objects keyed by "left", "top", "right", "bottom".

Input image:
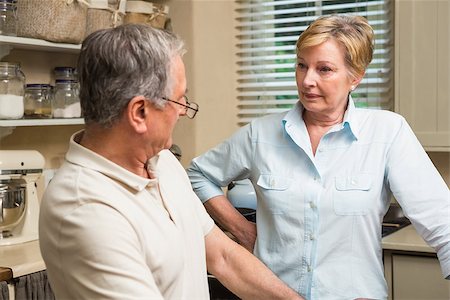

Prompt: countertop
[
  {"left": 382, "top": 224, "right": 435, "bottom": 253},
  {"left": 0, "top": 240, "right": 45, "bottom": 281}
]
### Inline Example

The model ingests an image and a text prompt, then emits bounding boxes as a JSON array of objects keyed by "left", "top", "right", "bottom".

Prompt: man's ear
[{"left": 127, "top": 96, "right": 149, "bottom": 134}]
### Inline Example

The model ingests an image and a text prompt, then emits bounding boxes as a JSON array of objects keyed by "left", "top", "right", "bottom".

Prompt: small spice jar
[
  {"left": 54, "top": 67, "right": 77, "bottom": 81},
  {"left": 0, "top": 62, "right": 25, "bottom": 119},
  {"left": 0, "top": 0, "right": 17, "bottom": 36},
  {"left": 24, "top": 84, "right": 53, "bottom": 118},
  {"left": 52, "top": 80, "right": 80, "bottom": 118},
  {"left": 52, "top": 67, "right": 80, "bottom": 118}
]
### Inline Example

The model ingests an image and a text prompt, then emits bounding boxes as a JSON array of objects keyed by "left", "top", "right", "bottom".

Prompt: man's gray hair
[{"left": 77, "top": 24, "right": 186, "bottom": 127}]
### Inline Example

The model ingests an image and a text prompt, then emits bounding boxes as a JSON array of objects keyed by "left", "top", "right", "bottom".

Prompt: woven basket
[
  {"left": 124, "top": 12, "right": 166, "bottom": 29},
  {"left": 85, "top": 0, "right": 126, "bottom": 37},
  {"left": 17, "top": 0, "right": 88, "bottom": 44},
  {"left": 124, "top": 1, "right": 169, "bottom": 30},
  {"left": 85, "top": 9, "right": 124, "bottom": 37}
]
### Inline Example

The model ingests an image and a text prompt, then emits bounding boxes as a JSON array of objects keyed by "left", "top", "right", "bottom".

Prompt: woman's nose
[{"left": 302, "top": 69, "right": 317, "bottom": 87}]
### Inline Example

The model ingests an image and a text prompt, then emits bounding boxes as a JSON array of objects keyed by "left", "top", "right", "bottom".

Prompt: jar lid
[
  {"left": 26, "top": 84, "right": 52, "bottom": 89},
  {"left": 55, "top": 79, "right": 78, "bottom": 83},
  {"left": 54, "top": 67, "right": 75, "bottom": 72}
]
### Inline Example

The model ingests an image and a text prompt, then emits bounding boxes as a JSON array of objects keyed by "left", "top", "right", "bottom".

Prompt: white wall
[{"left": 169, "top": 0, "right": 239, "bottom": 166}]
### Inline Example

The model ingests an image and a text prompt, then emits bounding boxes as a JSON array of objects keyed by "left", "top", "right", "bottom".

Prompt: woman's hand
[{"left": 235, "top": 220, "right": 257, "bottom": 252}]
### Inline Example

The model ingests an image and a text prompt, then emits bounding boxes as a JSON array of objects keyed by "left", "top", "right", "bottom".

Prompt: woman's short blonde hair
[{"left": 296, "top": 14, "right": 374, "bottom": 79}]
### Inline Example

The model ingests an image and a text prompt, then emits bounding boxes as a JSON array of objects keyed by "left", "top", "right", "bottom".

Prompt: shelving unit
[
  {"left": 0, "top": 35, "right": 83, "bottom": 130},
  {"left": 0, "top": 118, "right": 84, "bottom": 127},
  {"left": 0, "top": 35, "right": 81, "bottom": 53}
]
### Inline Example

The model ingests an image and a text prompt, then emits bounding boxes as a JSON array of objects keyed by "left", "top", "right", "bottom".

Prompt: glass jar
[
  {"left": 0, "top": 62, "right": 25, "bottom": 119},
  {"left": 24, "top": 84, "right": 53, "bottom": 119},
  {"left": 52, "top": 80, "right": 80, "bottom": 118},
  {"left": 54, "top": 67, "right": 77, "bottom": 82},
  {"left": 0, "top": 0, "right": 17, "bottom": 36}
]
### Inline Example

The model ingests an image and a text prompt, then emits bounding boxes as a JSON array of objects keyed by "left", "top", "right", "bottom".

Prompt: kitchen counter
[
  {"left": 382, "top": 225, "right": 449, "bottom": 299},
  {"left": 0, "top": 240, "right": 45, "bottom": 281},
  {"left": 382, "top": 224, "right": 435, "bottom": 253}
]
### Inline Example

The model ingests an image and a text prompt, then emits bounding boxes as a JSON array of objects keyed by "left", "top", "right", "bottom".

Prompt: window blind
[{"left": 235, "top": 0, "right": 394, "bottom": 125}]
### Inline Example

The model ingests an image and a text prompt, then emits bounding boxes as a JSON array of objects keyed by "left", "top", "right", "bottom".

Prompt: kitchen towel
[
  {"left": 0, "top": 281, "right": 8, "bottom": 300},
  {"left": 14, "top": 271, "right": 54, "bottom": 300}
]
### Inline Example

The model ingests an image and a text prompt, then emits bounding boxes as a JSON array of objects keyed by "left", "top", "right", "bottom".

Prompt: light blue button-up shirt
[{"left": 187, "top": 99, "right": 450, "bottom": 300}]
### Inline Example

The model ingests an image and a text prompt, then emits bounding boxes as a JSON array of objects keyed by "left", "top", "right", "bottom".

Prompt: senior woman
[{"left": 187, "top": 14, "right": 450, "bottom": 299}]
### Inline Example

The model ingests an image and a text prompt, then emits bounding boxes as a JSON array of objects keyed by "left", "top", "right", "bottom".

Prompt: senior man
[{"left": 39, "top": 24, "right": 303, "bottom": 300}]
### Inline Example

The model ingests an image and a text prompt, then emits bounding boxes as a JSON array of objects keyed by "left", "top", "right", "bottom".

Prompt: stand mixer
[{"left": 0, "top": 150, "right": 45, "bottom": 246}]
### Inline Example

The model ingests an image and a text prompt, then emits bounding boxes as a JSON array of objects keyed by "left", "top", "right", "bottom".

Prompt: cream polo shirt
[{"left": 39, "top": 131, "right": 214, "bottom": 300}]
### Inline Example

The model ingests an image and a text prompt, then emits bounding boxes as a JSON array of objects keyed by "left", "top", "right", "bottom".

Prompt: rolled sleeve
[
  {"left": 187, "top": 162, "right": 225, "bottom": 203},
  {"left": 187, "top": 125, "right": 254, "bottom": 203},
  {"left": 438, "top": 243, "right": 450, "bottom": 279}
]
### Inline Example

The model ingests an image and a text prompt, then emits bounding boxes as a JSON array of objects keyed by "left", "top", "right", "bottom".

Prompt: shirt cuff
[
  {"left": 194, "top": 184, "right": 224, "bottom": 204},
  {"left": 436, "top": 243, "right": 450, "bottom": 280}
]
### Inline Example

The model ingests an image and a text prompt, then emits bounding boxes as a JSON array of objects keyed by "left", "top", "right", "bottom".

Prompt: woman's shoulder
[
  {"left": 355, "top": 108, "right": 406, "bottom": 125},
  {"left": 353, "top": 108, "right": 411, "bottom": 141}
]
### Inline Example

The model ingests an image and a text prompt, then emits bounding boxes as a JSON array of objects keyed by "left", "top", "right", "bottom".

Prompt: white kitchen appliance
[
  {"left": 227, "top": 179, "right": 257, "bottom": 210},
  {"left": 0, "top": 150, "right": 45, "bottom": 245}
]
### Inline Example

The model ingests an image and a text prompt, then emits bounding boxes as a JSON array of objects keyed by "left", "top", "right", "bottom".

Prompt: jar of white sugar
[
  {"left": 0, "top": 62, "right": 25, "bottom": 119},
  {"left": 53, "top": 80, "right": 80, "bottom": 118}
]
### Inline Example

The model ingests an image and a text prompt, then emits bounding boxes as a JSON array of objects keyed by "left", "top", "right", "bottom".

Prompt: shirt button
[
  {"left": 310, "top": 234, "right": 315, "bottom": 241},
  {"left": 309, "top": 202, "right": 316, "bottom": 209},
  {"left": 307, "top": 266, "right": 312, "bottom": 272},
  {"left": 270, "top": 179, "right": 275, "bottom": 187}
]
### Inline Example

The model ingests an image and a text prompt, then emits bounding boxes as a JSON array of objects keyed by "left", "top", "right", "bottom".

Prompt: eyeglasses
[{"left": 162, "top": 96, "right": 199, "bottom": 119}]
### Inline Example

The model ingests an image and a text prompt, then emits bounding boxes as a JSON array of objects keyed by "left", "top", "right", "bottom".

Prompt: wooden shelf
[
  {"left": 0, "top": 118, "right": 84, "bottom": 127},
  {"left": 0, "top": 35, "right": 81, "bottom": 53}
]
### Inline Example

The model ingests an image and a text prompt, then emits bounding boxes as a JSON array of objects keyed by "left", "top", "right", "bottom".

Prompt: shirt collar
[
  {"left": 66, "top": 130, "right": 156, "bottom": 192},
  {"left": 343, "top": 96, "right": 360, "bottom": 140},
  {"left": 282, "top": 96, "right": 360, "bottom": 140},
  {"left": 282, "top": 101, "right": 303, "bottom": 128}
]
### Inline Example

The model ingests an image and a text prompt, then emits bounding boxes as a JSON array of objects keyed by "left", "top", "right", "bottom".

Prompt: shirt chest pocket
[
  {"left": 256, "top": 174, "right": 292, "bottom": 213},
  {"left": 333, "top": 174, "right": 373, "bottom": 216}
]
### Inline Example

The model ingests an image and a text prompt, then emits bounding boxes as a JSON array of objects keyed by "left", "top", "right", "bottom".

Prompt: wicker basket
[
  {"left": 124, "top": 1, "right": 169, "bottom": 30},
  {"left": 85, "top": 0, "right": 126, "bottom": 37},
  {"left": 17, "top": 0, "right": 88, "bottom": 44}
]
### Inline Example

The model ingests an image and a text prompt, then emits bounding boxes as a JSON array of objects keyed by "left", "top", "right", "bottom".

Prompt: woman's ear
[
  {"left": 126, "top": 96, "right": 149, "bottom": 134},
  {"left": 350, "top": 72, "right": 364, "bottom": 92}
]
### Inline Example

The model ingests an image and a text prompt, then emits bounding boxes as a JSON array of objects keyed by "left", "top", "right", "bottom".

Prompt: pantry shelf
[
  {"left": 0, "top": 118, "right": 84, "bottom": 127},
  {"left": 0, "top": 35, "right": 81, "bottom": 53}
]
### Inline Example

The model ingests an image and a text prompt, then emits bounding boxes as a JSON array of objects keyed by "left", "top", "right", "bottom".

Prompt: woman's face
[{"left": 296, "top": 39, "right": 360, "bottom": 118}]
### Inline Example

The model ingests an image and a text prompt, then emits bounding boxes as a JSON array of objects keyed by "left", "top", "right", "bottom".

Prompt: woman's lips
[{"left": 302, "top": 92, "right": 321, "bottom": 100}]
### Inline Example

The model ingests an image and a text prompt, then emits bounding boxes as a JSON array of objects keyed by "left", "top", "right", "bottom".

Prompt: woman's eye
[
  {"left": 297, "top": 62, "right": 306, "bottom": 69},
  {"left": 320, "top": 66, "right": 332, "bottom": 73}
]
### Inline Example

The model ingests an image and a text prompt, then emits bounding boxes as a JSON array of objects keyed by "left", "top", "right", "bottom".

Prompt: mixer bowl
[{"left": 0, "top": 180, "right": 26, "bottom": 237}]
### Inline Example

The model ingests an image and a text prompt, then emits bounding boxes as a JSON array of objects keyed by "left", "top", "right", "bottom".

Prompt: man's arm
[
  {"left": 205, "top": 225, "right": 304, "bottom": 300},
  {"left": 204, "top": 195, "right": 257, "bottom": 252}
]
